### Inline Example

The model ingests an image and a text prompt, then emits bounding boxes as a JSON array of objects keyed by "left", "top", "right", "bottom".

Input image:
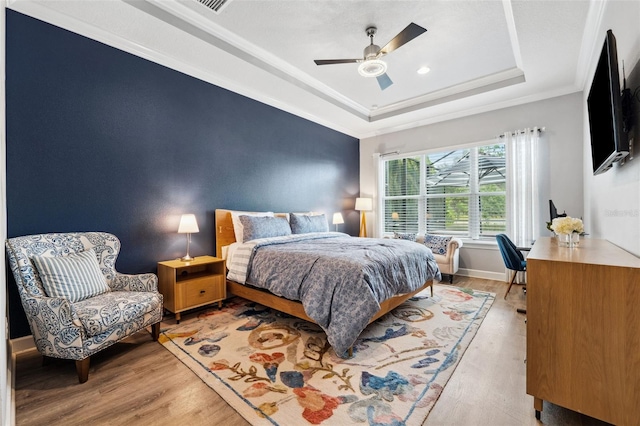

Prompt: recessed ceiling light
[{"left": 417, "top": 66, "right": 431, "bottom": 75}]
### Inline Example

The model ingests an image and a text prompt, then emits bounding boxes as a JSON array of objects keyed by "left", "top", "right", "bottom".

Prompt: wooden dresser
[{"left": 526, "top": 237, "right": 640, "bottom": 424}]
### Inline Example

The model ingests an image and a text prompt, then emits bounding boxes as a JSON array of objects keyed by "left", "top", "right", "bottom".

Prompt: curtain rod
[
  {"left": 498, "top": 127, "right": 545, "bottom": 138},
  {"left": 378, "top": 127, "right": 545, "bottom": 158}
]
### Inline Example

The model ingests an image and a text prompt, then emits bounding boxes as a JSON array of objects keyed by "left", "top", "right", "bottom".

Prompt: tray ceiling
[{"left": 8, "top": 0, "right": 595, "bottom": 138}]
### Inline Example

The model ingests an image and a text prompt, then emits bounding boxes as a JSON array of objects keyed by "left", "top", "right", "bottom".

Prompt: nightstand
[{"left": 157, "top": 255, "right": 226, "bottom": 323}]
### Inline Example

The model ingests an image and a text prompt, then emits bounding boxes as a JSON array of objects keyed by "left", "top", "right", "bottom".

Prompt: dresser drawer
[{"left": 182, "top": 275, "right": 225, "bottom": 308}]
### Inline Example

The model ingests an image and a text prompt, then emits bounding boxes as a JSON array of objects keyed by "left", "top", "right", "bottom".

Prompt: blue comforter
[{"left": 244, "top": 233, "right": 441, "bottom": 357}]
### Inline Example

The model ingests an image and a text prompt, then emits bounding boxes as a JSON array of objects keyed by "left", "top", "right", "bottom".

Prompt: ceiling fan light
[{"left": 358, "top": 59, "right": 387, "bottom": 77}]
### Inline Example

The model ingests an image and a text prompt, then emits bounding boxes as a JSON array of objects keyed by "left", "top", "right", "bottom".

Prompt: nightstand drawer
[{"left": 183, "top": 275, "right": 225, "bottom": 307}]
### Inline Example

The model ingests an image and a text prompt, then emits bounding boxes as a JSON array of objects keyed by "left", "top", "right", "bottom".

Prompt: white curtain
[{"left": 504, "top": 127, "right": 540, "bottom": 247}]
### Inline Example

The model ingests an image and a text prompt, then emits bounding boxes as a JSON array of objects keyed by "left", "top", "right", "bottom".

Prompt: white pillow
[
  {"left": 230, "top": 211, "right": 274, "bottom": 243},
  {"left": 32, "top": 249, "right": 110, "bottom": 302}
]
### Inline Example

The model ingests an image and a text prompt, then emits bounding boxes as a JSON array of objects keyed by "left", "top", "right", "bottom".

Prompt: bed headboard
[
  {"left": 214, "top": 209, "right": 289, "bottom": 258},
  {"left": 215, "top": 209, "right": 236, "bottom": 258}
]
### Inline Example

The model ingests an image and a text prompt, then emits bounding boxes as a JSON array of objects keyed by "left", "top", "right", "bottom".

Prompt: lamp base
[
  {"left": 180, "top": 255, "right": 195, "bottom": 262},
  {"left": 359, "top": 211, "right": 368, "bottom": 238}
]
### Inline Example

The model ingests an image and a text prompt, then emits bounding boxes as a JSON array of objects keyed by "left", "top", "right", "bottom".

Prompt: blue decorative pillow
[
  {"left": 423, "top": 234, "right": 452, "bottom": 255},
  {"left": 393, "top": 232, "right": 417, "bottom": 242},
  {"left": 239, "top": 215, "right": 291, "bottom": 242},
  {"left": 289, "top": 213, "right": 329, "bottom": 234},
  {"left": 32, "top": 249, "right": 110, "bottom": 302}
]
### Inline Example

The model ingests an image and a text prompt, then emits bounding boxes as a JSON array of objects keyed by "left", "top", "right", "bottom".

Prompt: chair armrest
[
  {"left": 23, "top": 293, "right": 84, "bottom": 329},
  {"left": 448, "top": 238, "right": 463, "bottom": 251},
  {"left": 444, "top": 238, "right": 463, "bottom": 258},
  {"left": 112, "top": 272, "right": 159, "bottom": 292}
]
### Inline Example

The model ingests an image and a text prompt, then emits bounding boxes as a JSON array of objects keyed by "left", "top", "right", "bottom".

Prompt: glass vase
[{"left": 557, "top": 233, "right": 580, "bottom": 248}]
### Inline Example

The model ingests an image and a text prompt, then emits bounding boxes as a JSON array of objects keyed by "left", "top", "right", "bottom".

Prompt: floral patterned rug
[{"left": 159, "top": 285, "right": 494, "bottom": 426}]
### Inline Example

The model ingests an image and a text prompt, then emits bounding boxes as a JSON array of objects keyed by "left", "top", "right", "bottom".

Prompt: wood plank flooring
[{"left": 14, "top": 277, "right": 611, "bottom": 425}]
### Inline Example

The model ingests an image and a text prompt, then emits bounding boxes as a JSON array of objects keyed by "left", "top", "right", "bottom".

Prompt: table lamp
[
  {"left": 332, "top": 212, "right": 344, "bottom": 231},
  {"left": 178, "top": 213, "right": 199, "bottom": 261}
]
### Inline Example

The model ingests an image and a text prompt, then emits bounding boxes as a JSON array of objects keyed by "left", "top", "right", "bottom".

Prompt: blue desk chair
[{"left": 496, "top": 234, "right": 527, "bottom": 299}]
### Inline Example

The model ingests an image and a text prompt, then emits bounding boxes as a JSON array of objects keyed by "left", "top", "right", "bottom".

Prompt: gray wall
[
  {"left": 360, "top": 92, "right": 584, "bottom": 277},
  {"left": 582, "top": 1, "right": 640, "bottom": 257}
]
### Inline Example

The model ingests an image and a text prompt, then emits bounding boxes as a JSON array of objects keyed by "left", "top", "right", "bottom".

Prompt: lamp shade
[
  {"left": 178, "top": 214, "right": 199, "bottom": 234},
  {"left": 333, "top": 212, "right": 344, "bottom": 225},
  {"left": 355, "top": 197, "right": 372, "bottom": 211}
]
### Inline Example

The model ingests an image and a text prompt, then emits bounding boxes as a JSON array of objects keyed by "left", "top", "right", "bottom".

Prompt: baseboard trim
[
  {"left": 10, "top": 336, "right": 36, "bottom": 355},
  {"left": 7, "top": 338, "right": 24, "bottom": 426},
  {"left": 457, "top": 268, "right": 505, "bottom": 282},
  {"left": 9, "top": 348, "right": 15, "bottom": 426}
]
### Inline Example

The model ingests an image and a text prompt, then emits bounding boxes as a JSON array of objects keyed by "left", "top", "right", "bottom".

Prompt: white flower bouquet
[{"left": 550, "top": 216, "right": 584, "bottom": 235}]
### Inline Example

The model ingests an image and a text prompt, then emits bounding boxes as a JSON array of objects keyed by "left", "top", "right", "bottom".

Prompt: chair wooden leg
[
  {"left": 151, "top": 322, "right": 160, "bottom": 341},
  {"left": 76, "top": 357, "right": 90, "bottom": 384},
  {"left": 504, "top": 270, "right": 518, "bottom": 299},
  {"left": 449, "top": 274, "right": 453, "bottom": 284},
  {"left": 430, "top": 284, "right": 434, "bottom": 297}
]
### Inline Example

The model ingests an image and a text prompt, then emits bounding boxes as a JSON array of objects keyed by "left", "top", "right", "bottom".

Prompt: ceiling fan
[{"left": 314, "top": 23, "right": 427, "bottom": 91}]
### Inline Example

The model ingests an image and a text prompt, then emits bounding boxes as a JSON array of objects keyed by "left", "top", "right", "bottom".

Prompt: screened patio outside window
[{"left": 382, "top": 143, "right": 507, "bottom": 240}]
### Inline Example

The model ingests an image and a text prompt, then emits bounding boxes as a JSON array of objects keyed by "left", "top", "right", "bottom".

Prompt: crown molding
[
  {"left": 358, "top": 85, "right": 581, "bottom": 140},
  {"left": 137, "top": 0, "right": 370, "bottom": 118},
  {"left": 575, "top": 0, "right": 607, "bottom": 90},
  {"left": 501, "top": 0, "right": 524, "bottom": 70},
  {"left": 6, "top": 0, "right": 365, "bottom": 137},
  {"left": 370, "top": 67, "right": 525, "bottom": 121},
  {"left": 150, "top": 0, "right": 531, "bottom": 124},
  {"left": 6, "top": 0, "right": 592, "bottom": 141}
]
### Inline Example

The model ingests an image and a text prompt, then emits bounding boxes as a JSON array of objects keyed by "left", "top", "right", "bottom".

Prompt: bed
[{"left": 214, "top": 209, "right": 441, "bottom": 357}]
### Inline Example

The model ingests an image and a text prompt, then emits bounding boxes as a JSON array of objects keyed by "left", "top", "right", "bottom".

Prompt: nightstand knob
[{"left": 200, "top": 290, "right": 206, "bottom": 294}]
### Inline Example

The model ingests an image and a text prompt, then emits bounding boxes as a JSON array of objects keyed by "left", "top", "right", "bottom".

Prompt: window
[{"left": 382, "top": 142, "right": 506, "bottom": 240}]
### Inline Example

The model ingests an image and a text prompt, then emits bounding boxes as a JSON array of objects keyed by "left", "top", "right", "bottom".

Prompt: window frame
[{"left": 379, "top": 139, "right": 507, "bottom": 241}]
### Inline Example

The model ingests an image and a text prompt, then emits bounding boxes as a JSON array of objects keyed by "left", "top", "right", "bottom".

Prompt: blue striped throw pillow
[{"left": 32, "top": 249, "right": 110, "bottom": 302}]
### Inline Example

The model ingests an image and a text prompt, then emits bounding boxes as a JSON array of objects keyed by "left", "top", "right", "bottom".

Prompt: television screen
[{"left": 587, "top": 30, "right": 628, "bottom": 175}]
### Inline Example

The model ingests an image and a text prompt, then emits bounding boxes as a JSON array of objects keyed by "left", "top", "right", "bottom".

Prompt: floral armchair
[{"left": 5, "top": 232, "right": 163, "bottom": 383}]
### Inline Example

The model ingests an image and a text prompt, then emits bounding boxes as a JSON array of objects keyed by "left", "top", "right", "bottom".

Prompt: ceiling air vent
[{"left": 196, "top": 0, "right": 232, "bottom": 14}]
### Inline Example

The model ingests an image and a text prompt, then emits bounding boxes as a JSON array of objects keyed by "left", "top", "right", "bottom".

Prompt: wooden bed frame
[{"left": 214, "top": 209, "right": 434, "bottom": 342}]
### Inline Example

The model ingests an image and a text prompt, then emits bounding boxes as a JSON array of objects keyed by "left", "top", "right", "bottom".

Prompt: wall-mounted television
[{"left": 587, "top": 30, "right": 629, "bottom": 175}]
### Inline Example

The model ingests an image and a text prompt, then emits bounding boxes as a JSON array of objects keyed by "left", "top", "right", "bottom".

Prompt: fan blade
[
  {"left": 314, "top": 59, "right": 360, "bottom": 65},
  {"left": 379, "top": 23, "right": 427, "bottom": 56},
  {"left": 377, "top": 73, "right": 393, "bottom": 90}
]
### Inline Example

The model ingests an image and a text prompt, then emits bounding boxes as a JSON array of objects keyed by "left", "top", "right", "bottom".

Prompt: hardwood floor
[{"left": 14, "top": 277, "right": 611, "bottom": 425}]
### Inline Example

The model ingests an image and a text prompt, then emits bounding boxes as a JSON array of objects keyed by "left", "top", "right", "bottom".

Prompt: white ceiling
[{"left": 9, "top": 0, "right": 596, "bottom": 138}]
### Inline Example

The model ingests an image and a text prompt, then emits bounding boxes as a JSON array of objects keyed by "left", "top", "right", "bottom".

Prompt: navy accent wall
[{"left": 6, "top": 10, "right": 360, "bottom": 338}]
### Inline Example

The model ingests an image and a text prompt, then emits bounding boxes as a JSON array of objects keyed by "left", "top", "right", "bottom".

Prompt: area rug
[{"left": 159, "top": 285, "right": 494, "bottom": 426}]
